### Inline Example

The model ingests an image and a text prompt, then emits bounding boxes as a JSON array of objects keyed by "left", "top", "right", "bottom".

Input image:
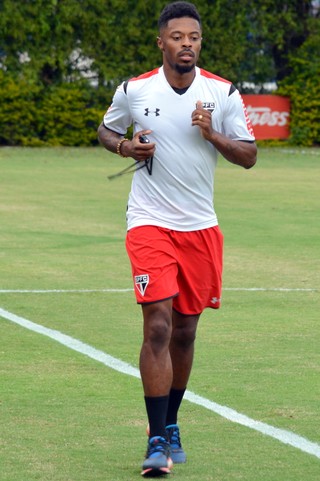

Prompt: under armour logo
[
  {"left": 144, "top": 108, "right": 160, "bottom": 116},
  {"left": 135, "top": 274, "right": 150, "bottom": 296},
  {"left": 210, "top": 297, "right": 221, "bottom": 305}
]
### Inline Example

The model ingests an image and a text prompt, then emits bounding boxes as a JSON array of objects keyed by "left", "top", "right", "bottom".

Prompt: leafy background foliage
[
  {"left": 0, "top": 0, "right": 319, "bottom": 146},
  {"left": 277, "top": 18, "right": 320, "bottom": 146}
]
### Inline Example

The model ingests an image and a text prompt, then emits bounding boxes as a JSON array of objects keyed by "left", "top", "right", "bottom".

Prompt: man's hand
[
  {"left": 121, "top": 130, "right": 156, "bottom": 162},
  {"left": 191, "top": 100, "right": 257, "bottom": 169},
  {"left": 191, "top": 100, "right": 213, "bottom": 140},
  {"left": 97, "top": 124, "right": 156, "bottom": 162}
]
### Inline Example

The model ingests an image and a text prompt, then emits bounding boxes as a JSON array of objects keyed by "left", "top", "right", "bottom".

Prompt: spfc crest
[
  {"left": 135, "top": 274, "right": 149, "bottom": 296},
  {"left": 202, "top": 101, "right": 216, "bottom": 113}
]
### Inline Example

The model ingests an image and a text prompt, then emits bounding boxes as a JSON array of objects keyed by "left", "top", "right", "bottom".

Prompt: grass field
[{"left": 1, "top": 146, "right": 319, "bottom": 481}]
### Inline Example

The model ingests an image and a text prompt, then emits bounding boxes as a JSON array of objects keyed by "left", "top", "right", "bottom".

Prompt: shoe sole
[
  {"left": 141, "top": 466, "right": 171, "bottom": 477},
  {"left": 141, "top": 457, "right": 173, "bottom": 477}
]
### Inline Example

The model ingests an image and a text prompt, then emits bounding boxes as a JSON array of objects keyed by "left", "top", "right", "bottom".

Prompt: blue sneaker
[
  {"left": 166, "top": 424, "right": 186, "bottom": 464},
  {"left": 141, "top": 436, "right": 173, "bottom": 477}
]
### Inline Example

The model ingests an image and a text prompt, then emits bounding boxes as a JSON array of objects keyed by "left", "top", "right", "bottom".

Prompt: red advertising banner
[{"left": 242, "top": 95, "right": 290, "bottom": 139}]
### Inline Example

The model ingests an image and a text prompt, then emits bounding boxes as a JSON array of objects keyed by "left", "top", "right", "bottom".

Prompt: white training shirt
[{"left": 103, "top": 66, "right": 255, "bottom": 231}]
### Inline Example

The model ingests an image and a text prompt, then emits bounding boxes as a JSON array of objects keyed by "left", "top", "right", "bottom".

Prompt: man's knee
[
  {"left": 171, "top": 313, "right": 199, "bottom": 349},
  {"left": 142, "top": 301, "right": 172, "bottom": 347},
  {"left": 172, "top": 324, "right": 197, "bottom": 348}
]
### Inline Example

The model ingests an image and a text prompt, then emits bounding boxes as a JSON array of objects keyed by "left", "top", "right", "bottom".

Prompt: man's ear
[{"left": 157, "top": 36, "right": 164, "bottom": 51}]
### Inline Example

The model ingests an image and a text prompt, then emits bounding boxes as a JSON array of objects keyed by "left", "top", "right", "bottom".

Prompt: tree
[
  {"left": 0, "top": 0, "right": 82, "bottom": 84},
  {"left": 77, "top": 0, "right": 164, "bottom": 86},
  {"left": 277, "top": 16, "right": 320, "bottom": 145},
  {"left": 243, "top": 0, "right": 317, "bottom": 84},
  {"left": 0, "top": 0, "right": 318, "bottom": 88},
  {"left": 0, "top": 0, "right": 319, "bottom": 145}
]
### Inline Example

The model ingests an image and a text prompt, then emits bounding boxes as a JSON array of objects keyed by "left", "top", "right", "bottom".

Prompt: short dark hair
[{"left": 158, "top": 1, "right": 202, "bottom": 30}]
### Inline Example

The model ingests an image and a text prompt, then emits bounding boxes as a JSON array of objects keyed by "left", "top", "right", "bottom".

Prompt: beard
[{"left": 174, "top": 62, "right": 195, "bottom": 74}]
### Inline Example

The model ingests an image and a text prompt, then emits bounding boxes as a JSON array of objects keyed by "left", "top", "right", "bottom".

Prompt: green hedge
[
  {"left": 0, "top": 74, "right": 40, "bottom": 146},
  {"left": 1, "top": 54, "right": 319, "bottom": 147},
  {"left": 279, "top": 80, "right": 320, "bottom": 147},
  {"left": 277, "top": 19, "right": 320, "bottom": 146},
  {"left": 0, "top": 72, "right": 110, "bottom": 146}
]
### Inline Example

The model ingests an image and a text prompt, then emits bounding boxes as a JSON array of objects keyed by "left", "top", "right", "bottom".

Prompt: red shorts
[{"left": 125, "top": 225, "right": 223, "bottom": 315}]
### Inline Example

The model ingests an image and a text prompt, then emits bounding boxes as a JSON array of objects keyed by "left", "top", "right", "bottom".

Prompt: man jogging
[{"left": 98, "top": 1, "right": 257, "bottom": 476}]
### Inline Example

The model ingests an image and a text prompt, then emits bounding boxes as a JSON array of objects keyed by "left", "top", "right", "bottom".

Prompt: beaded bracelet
[{"left": 116, "top": 138, "right": 130, "bottom": 158}]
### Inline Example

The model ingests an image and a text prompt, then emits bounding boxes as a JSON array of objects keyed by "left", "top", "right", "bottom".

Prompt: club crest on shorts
[{"left": 135, "top": 274, "right": 149, "bottom": 296}]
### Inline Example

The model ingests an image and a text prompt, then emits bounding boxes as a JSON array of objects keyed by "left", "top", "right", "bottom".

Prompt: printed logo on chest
[
  {"left": 202, "top": 102, "right": 216, "bottom": 113},
  {"left": 144, "top": 108, "right": 160, "bottom": 117}
]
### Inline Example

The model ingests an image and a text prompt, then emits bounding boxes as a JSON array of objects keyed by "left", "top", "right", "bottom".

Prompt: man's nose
[{"left": 182, "top": 35, "right": 192, "bottom": 47}]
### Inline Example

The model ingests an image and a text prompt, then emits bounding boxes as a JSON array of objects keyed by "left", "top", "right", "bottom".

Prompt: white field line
[
  {"left": 272, "top": 148, "right": 320, "bottom": 156},
  {"left": 1, "top": 306, "right": 320, "bottom": 460},
  {"left": 0, "top": 288, "right": 133, "bottom": 293},
  {"left": 0, "top": 287, "right": 317, "bottom": 294}
]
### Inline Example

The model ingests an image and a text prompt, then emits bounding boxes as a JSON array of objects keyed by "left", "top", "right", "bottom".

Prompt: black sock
[
  {"left": 144, "top": 395, "right": 169, "bottom": 439},
  {"left": 166, "top": 388, "right": 186, "bottom": 426}
]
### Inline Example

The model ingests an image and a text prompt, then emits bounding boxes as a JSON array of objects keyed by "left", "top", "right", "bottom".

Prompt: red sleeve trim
[
  {"left": 200, "top": 68, "right": 231, "bottom": 84},
  {"left": 130, "top": 68, "right": 160, "bottom": 82}
]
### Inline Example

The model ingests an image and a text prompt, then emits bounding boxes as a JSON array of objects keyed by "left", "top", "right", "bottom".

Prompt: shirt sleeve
[
  {"left": 222, "top": 88, "right": 255, "bottom": 141},
  {"left": 103, "top": 82, "right": 133, "bottom": 136}
]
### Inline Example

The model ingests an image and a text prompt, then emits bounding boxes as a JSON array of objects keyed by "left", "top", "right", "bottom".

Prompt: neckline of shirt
[{"left": 160, "top": 65, "right": 199, "bottom": 96}]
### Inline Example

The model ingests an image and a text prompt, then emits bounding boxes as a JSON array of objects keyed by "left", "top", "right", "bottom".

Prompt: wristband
[{"left": 116, "top": 138, "right": 130, "bottom": 158}]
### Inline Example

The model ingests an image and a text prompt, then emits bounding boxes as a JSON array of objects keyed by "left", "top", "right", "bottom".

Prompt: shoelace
[
  {"left": 168, "top": 429, "right": 181, "bottom": 447},
  {"left": 147, "top": 438, "right": 168, "bottom": 457}
]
